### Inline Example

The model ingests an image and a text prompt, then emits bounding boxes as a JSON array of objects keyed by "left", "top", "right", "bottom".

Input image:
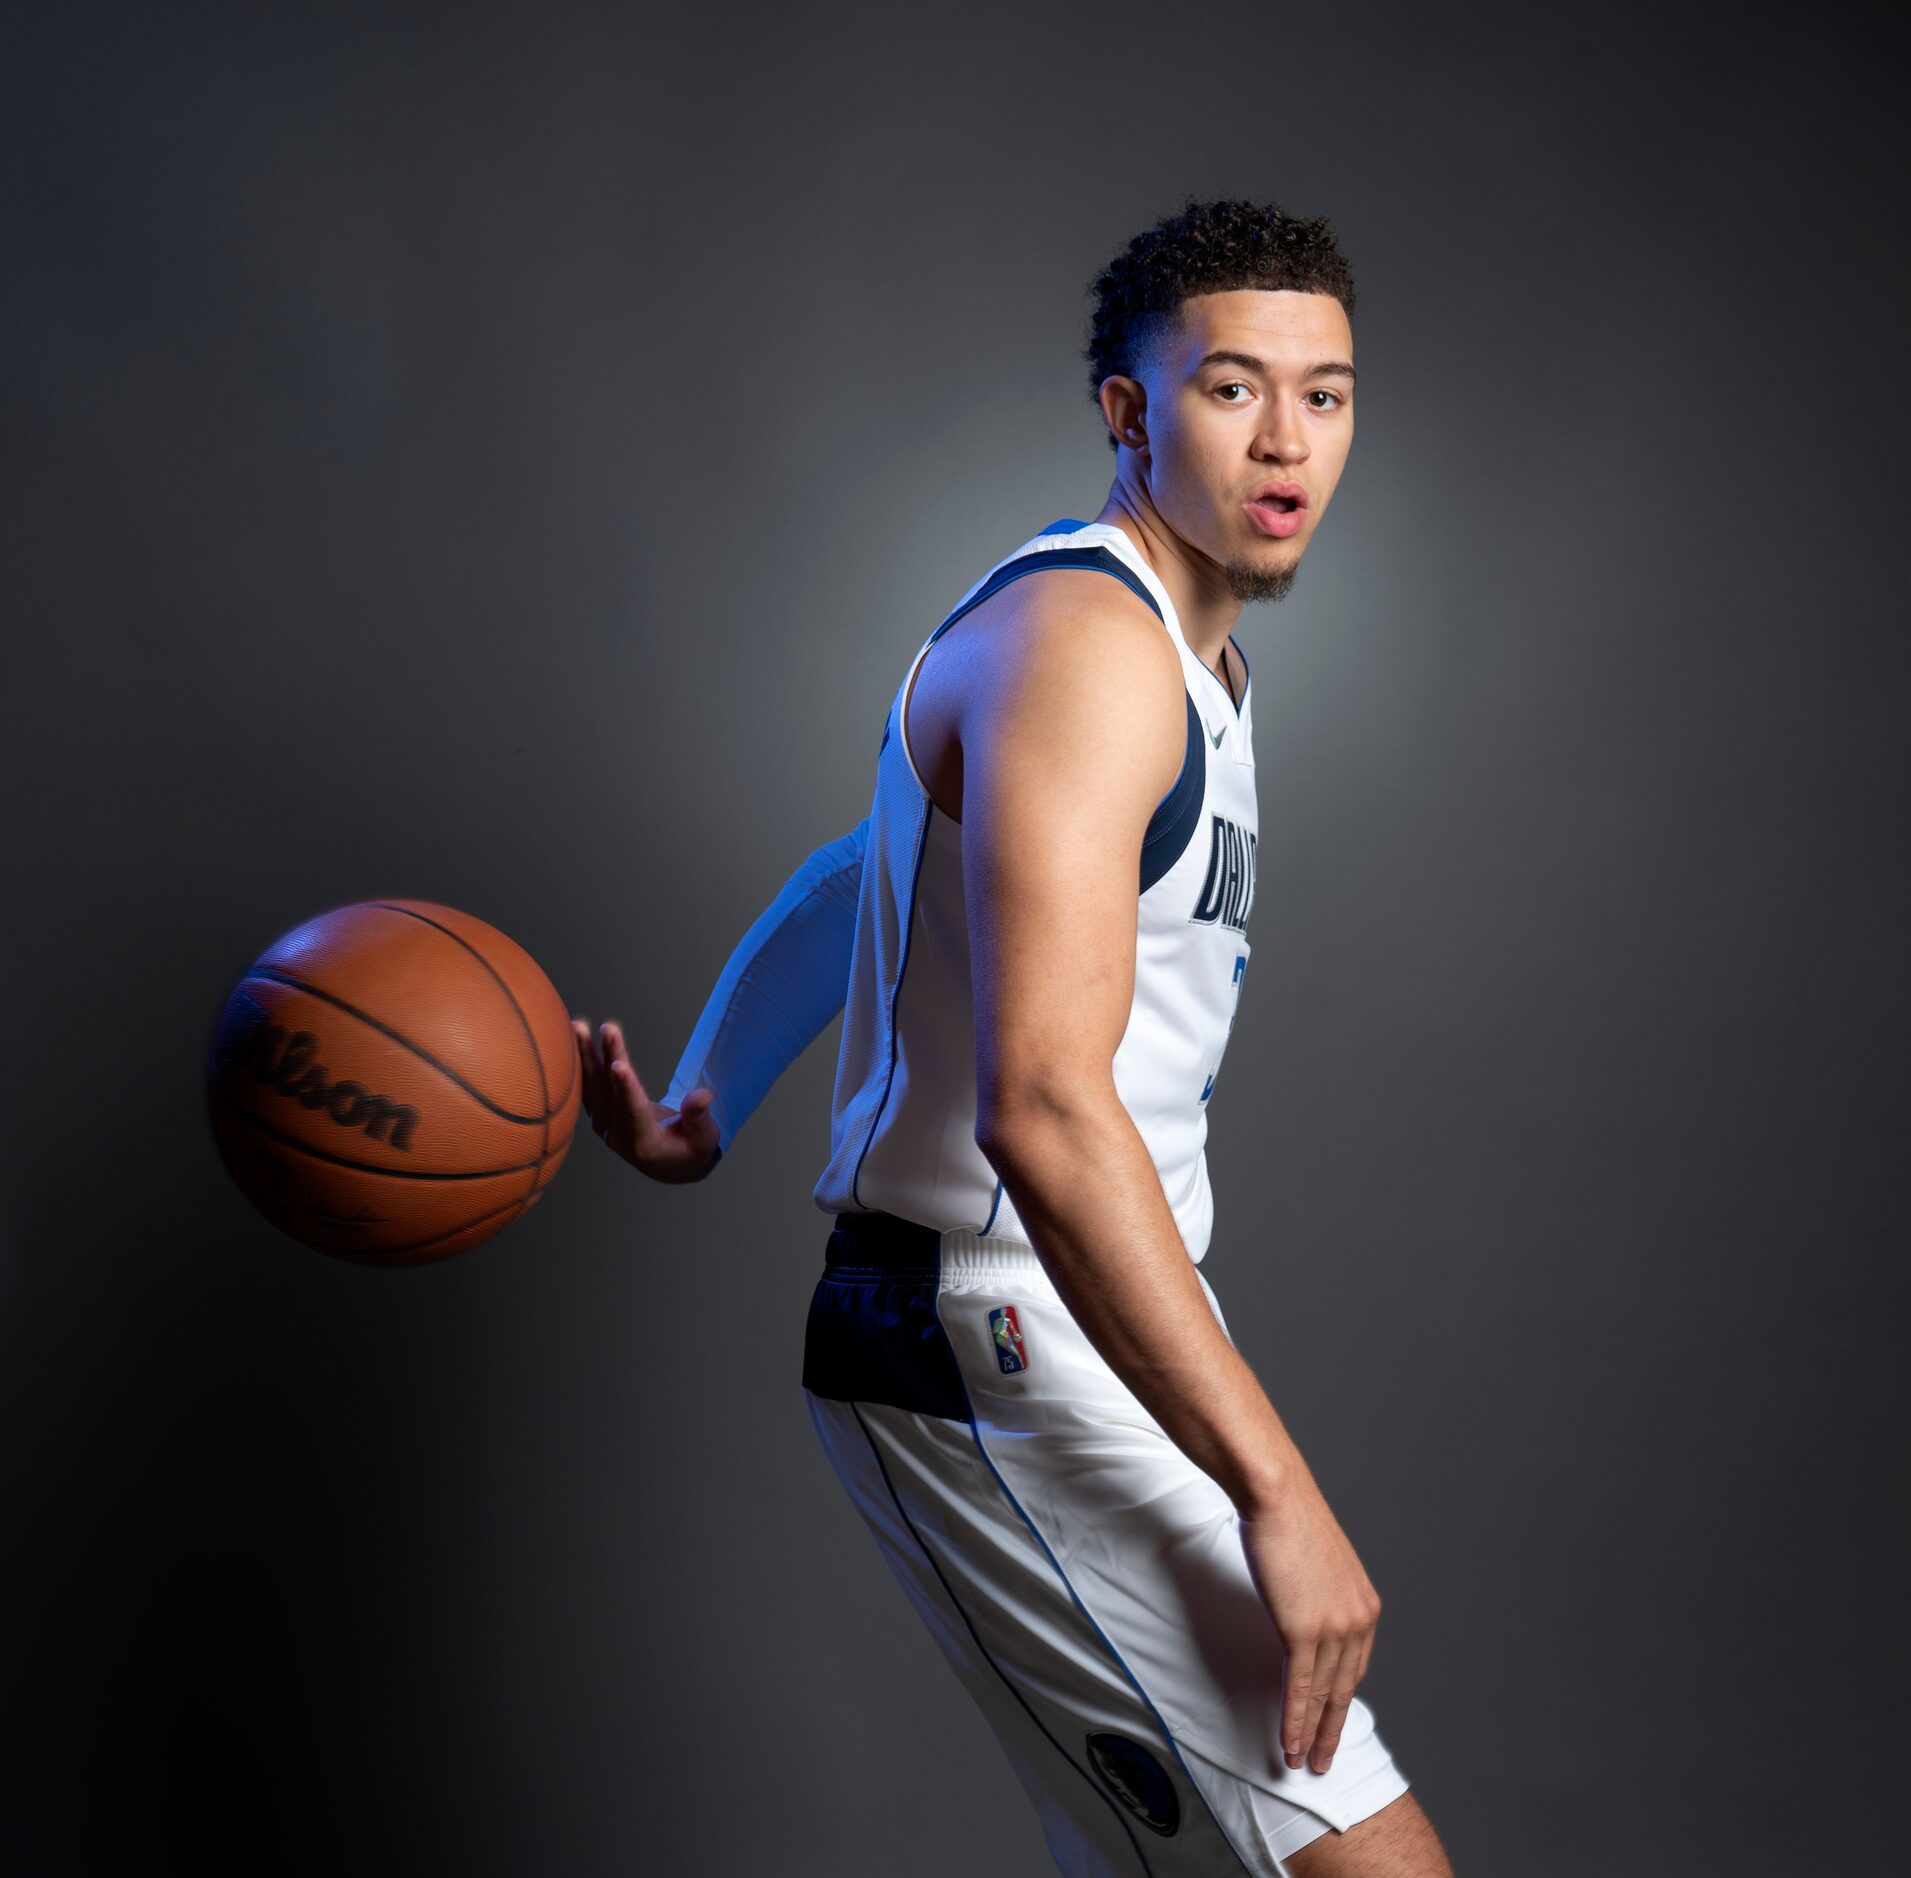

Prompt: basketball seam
[
  {"left": 363, "top": 907, "right": 569, "bottom": 1180},
  {"left": 339, "top": 1192, "right": 535, "bottom": 1261},
  {"left": 245, "top": 965, "right": 548, "bottom": 1126},
  {"left": 364, "top": 901, "right": 561, "bottom": 1214}
]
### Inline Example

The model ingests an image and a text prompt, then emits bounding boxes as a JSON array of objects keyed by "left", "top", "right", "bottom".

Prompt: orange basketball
[{"left": 206, "top": 899, "right": 582, "bottom": 1266}]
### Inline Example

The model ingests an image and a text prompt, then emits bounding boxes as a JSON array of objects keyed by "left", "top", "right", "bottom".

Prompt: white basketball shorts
[{"left": 802, "top": 1208, "right": 1411, "bottom": 1876}]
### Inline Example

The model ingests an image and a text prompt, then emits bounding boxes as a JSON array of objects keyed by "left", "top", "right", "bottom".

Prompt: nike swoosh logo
[{"left": 1207, "top": 720, "right": 1226, "bottom": 747}]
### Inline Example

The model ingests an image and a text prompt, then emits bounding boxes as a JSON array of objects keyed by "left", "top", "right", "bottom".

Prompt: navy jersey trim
[
  {"left": 925, "top": 543, "right": 1164, "bottom": 648},
  {"left": 923, "top": 540, "right": 1207, "bottom": 893},
  {"left": 1140, "top": 693, "right": 1205, "bottom": 894},
  {"left": 1225, "top": 633, "right": 1251, "bottom": 710}
]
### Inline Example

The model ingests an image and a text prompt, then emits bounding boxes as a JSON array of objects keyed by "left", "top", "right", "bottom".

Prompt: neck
[{"left": 1089, "top": 480, "right": 1245, "bottom": 675}]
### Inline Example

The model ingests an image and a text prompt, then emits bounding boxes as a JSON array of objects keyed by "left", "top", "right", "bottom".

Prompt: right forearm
[{"left": 978, "top": 1091, "right": 1314, "bottom": 1518}]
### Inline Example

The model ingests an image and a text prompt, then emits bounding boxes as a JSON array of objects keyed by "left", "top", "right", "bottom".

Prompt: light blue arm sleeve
[{"left": 660, "top": 817, "right": 868, "bottom": 1156}]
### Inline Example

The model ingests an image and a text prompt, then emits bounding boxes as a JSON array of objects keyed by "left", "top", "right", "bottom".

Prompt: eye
[
  {"left": 1214, "top": 381, "right": 1252, "bottom": 403},
  {"left": 1305, "top": 388, "right": 1345, "bottom": 410}
]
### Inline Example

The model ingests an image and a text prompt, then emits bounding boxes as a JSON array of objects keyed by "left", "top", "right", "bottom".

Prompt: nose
[{"left": 1252, "top": 399, "right": 1310, "bottom": 466}]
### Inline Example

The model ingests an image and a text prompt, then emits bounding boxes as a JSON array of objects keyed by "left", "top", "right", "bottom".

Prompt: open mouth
[
  {"left": 1248, "top": 481, "right": 1307, "bottom": 511},
  {"left": 1243, "top": 492, "right": 1307, "bottom": 537}
]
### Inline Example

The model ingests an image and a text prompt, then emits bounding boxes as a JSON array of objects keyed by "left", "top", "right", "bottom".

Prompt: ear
[{"left": 1097, "top": 375, "right": 1148, "bottom": 452}]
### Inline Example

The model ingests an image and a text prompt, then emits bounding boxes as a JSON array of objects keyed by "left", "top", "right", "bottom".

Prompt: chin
[{"left": 1223, "top": 544, "right": 1301, "bottom": 604}]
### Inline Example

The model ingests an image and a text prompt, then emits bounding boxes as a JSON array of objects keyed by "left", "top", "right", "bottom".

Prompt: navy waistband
[{"left": 825, "top": 1208, "right": 941, "bottom": 1272}]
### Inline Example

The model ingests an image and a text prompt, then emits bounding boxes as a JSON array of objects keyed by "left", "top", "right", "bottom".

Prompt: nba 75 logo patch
[{"left": 988, "top": 1305, "right": 1028, "bottom": 1375}]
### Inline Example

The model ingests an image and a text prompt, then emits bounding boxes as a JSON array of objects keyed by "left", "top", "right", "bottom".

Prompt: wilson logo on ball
[{"left": 216, "top": 992, "right": 421, "bottom": 1150}]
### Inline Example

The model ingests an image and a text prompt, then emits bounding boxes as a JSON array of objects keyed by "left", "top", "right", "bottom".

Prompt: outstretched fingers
[
  {"left": 596, "top": 1022, "right": 647, "bottom": 1141},
  {"left": 572, "top": 1017, "right": 607, "bottom": 1131}
]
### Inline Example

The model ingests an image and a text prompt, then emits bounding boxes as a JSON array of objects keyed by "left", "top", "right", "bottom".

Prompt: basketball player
[{"left": 574, "top": 198, "right": 1456, "bottom": 1877}]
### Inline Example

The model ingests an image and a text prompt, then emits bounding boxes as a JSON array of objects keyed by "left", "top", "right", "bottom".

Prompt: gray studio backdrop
[{"left": 3, "top": 4, "right": 1903, "bottom": 1874}]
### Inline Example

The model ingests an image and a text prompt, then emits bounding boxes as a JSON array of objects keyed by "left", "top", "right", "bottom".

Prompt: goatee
[{"left": 1224, "top": 557, "right": 1299, "bottom": 604}]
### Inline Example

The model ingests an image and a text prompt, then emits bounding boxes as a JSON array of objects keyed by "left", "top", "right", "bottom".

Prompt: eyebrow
[{"left": 1196, "top": 349, "right": 1357, "bottom": 384}]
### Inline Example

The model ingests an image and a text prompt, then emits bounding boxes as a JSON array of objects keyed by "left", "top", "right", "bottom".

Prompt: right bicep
[{"left": 960, "top": 589, "right": 1186, "bottom": 1134}]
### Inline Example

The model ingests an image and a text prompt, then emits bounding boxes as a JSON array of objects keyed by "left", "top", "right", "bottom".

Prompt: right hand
[
  {"left": 1237, "top": 1487, "right": 1383, "bottom": 1778},
  {"left": 571, "top": 1016, "right": 723, "bottom": 1184}
]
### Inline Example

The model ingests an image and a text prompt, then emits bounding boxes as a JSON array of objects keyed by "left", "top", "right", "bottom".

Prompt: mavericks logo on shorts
[
  {"left": 988, "top": 1304, "right": 1028, "bottom": 1374},
  {"left": 1086, "top": 1733, "right": 1180, "bottom": 1836}
]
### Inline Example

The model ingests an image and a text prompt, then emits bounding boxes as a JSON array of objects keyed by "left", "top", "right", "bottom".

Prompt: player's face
[{"left": 1131, "top": 289, "right": 1355, "bottom": 602}]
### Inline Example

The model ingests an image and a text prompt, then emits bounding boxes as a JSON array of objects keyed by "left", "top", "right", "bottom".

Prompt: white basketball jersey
[{"left": 812, "top": 518, "right": 1258, "bottom": 1261}]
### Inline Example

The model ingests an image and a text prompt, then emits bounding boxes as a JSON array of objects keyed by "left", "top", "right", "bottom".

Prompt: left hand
[{"left": 571, "top": 1016, "right": 723, "bottom": 1183}]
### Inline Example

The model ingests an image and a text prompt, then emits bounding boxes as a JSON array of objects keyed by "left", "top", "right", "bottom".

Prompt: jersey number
[{"left": 1199, "top": 953, "right": 1248, "bottom": 1103}]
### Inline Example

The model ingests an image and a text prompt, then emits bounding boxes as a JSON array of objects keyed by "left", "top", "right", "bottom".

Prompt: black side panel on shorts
[{"left": 803, "top": 1227, "right": 967, "bottom": 1422}]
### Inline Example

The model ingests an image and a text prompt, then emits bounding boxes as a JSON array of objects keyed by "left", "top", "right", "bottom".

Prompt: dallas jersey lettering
[{"left": 812, "top": 518, "right": 1257, "bottom": 1260}]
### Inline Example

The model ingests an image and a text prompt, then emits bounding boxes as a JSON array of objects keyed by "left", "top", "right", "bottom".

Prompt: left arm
[
  {"left": 660, "top": 816, "right": 867, "bottom": 1150},
  {"left": 573, "top": 817, "right": 868, "bottom": 1180}
]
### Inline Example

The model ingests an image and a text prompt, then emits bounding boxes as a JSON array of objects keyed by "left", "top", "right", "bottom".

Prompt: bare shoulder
[
  {"left": 965, "top": 568, "right": 1185, "bottom": 793},
  {"left": 983, "top": 565, "right": 1181, "bottom": 694},
  {"left": 906, "top": 565, "right": 1185, "bottom": 823}
]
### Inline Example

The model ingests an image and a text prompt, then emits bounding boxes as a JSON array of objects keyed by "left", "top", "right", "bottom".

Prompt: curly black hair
[{"left": 1084, "top": 195, "right": 1357, "bottom": 451}]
